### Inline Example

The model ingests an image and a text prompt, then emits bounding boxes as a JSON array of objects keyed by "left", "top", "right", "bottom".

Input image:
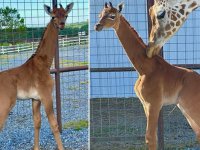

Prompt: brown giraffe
[
  {"left": 0, "top": 3, "right": 74, "bottom": 150},
  {"left": 147, "top": 0, "right": 199, "bottom": 58},
  {"left": 95, "top": 2, "right": 200, "bottom": 149}
]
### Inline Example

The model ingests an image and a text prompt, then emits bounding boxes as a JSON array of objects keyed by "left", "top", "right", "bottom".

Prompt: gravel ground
[{"left": 90, "top": 97, "right": 200, "bottom": 150}]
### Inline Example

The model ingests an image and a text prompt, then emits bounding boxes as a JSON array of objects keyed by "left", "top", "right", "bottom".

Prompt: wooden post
[{"left": 147, "top": 0, "right": 164, "bottom": 149}]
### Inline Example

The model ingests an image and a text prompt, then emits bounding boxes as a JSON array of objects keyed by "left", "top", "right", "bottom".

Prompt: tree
[
  {"left": 0, "top": 7, "right": 26, "bottom": 44},
  {"left": 0, "top": 6, "right": 26, "bottom": 30}
]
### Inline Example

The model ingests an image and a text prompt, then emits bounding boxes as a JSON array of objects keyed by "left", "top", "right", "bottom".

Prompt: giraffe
[
  {"left": 95, "top": 2, "right": 200, "bottom": 149},
  {"left": 0, "top": 3, "right": 74, "bottom": 150},
  {"left": 147, "top": 0, "right": 199, "bottom": 58}
]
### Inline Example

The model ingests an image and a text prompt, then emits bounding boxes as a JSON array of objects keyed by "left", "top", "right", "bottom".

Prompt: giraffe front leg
[
  {"left": 143, "top": 102, "right": 162, "bottom": 150},
  {"left": 32, "top": 99, "right": 41, "bottom": 150},
  {"left": 0, "top": 96, "right": 16, "bottom": 130},
  {"left": 42, "top": 96, "right": 64, "bottom": 150}
]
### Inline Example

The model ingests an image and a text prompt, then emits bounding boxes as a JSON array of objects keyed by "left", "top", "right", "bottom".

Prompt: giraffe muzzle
[
  {"left": 95, "top": 23, "right": 103, "bottom": 31},
  {"left": 59, "top": 22, "right": 65, "bottom": 30}
]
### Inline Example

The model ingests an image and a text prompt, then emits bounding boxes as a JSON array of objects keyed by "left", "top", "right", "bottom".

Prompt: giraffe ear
[
  {"left": 117, "top": 2, "right": 124, "bottom": 13},
  {"left": 44, "top": 4, "right": 52, "bottom": 15},
  {"left": 65, "top": 2, "right": 74, "bottom": 14}
]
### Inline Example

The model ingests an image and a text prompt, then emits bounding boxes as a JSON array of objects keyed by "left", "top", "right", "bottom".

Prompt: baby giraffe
[
  {"left": 0, "top": 3, "right": 74, "bottom": 150},
  {"left": 96, "top": 2, "right": 200, "bottom": 150}
]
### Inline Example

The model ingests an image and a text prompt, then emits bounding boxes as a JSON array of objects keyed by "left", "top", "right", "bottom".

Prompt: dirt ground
[{"left": 90, "top": 97, "right": 200, "bottom": 150}]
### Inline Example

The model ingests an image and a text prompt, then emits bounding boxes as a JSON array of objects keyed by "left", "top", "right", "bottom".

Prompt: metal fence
[
  {"left": 0, "top": 0, "right": 88, "bottom": 149},
  {"left": 90, "top": 0, "right": 200, "bottom": 149}
]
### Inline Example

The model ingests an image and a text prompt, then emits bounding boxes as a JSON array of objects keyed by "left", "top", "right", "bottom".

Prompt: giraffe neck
[
  {"left": 113, "top": 15, "right": 149, "bottom": 75},
  {"left": 34, "top": 19, "right": 59, "bottom": 68}
]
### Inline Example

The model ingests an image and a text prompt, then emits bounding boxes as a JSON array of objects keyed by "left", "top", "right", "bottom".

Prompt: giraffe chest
[
  {"left": 17, "top": 88, "right": 40, "bottom": 100},
  {"left": 162, "top": 88, "right": 181, "bottom": 105}
]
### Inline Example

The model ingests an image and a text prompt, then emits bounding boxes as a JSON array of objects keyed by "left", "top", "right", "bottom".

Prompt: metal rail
[
  {"left": 90, "top": 64, "right": 200, "bottom": 72},
  {"left": 50, "top": 65, "right": 88, "bottom": 74}
]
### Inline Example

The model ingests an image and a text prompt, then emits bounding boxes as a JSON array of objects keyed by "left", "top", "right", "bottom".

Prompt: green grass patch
[
  {"left": 63, "top": 120, "right": 88, "bottom": 131},
  {"left": 68, "top": 85, "right": 79, "bottom": 91},
  {"left": 61, "top": 59, "right": 88, "bottom": 67},
  {"left": 80, "top": 80, "right": 89, "bottom": 85},
  {"left": 0, "top": 54, "right": 16, "bottom": 59},
  {"left": 0, "top": 42, "right": 10, "bottom": 46}
]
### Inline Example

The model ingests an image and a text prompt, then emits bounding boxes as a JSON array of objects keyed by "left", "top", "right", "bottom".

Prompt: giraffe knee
[
  {"left": 196, "top": 131, "right": 200, "bottom": 141},
  {"left": 50, "top": 121, "right": 59, "bottom": 133},
  {"left": 0, "top": 123, "right": 4, "bottom": 131},
  {"left": 35, "top": 118, "right": 41, "bottom": 129}
]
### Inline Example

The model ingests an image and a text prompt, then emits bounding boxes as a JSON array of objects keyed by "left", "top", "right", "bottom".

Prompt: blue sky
[{"left": 0, "top": 0, "right": 88, "bottom": 27}]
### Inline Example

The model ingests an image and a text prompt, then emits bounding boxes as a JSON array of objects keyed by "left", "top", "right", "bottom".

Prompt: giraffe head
[
  {"left": 94, "top": 2, "right": 124, "bottom": 31},
  {"left": 148, "top": 0, "right": 198, "bottom": 57},
  {"left": 44, "top": 2, "right": 74, "bottom": 30}
]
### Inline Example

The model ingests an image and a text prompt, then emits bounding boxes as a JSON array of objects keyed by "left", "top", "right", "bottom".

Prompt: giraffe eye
[
  {"left": 157, "top": 10, "right": 166, "bottom": 19},
  {"left": 108, "top": 14, "right": 116, "bottom": 20}
]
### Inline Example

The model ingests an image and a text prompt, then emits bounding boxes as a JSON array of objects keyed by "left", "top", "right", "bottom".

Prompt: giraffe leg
[
  {"left": 32, "top": 99, "right": 41, "bottom": 150},
  {"left": 178, "top": 104, "right": 200, "bottom": 141},
  {"left": 0, "top": 97, "right": 16, "bottom": 130},
  {"left": 42, "top": 96, "right": 64, "bottom": 150},
  {"left": 144, "top": 102, "right": 162, "bottom": 150}
]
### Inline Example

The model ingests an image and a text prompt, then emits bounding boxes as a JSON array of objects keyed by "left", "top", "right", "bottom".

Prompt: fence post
[
  {"left": 79, "top": 35, "right": 81, "bottom": 45},
  {"left": 147, "top": 0, "right": 164, "bottom": 149},
  {"left": 62, "top": 37, "right": 64, "bottom": 47},
  {"left": 1, "top": 46, "right": 4, "bottom": 54},
  {"left": 17, "top": 46, "right": 20, "bottom": 53},
  {"left": 52, "top": 0, "right": 62, "bottom": 133},
  {"left": 32, "top": 42, "right": 34, "bottom": 50}
]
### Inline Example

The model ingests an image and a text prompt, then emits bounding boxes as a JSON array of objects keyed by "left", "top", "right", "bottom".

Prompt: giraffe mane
[
  {"left": 24, "top": 53, "right": 37, "bottom": 63},
  {"left": 35, "top": 21, "right": 51, "bottom": 54},
  {"left": 24, "top": 19, "right": 53, "bottom": 63}
]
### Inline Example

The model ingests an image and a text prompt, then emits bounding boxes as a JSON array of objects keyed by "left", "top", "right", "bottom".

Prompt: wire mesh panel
[
  {"left": 90, "top": 0, "right": 199, "bottom": 149},
  {"left": 0, "top": 0, "right": 88, "bottom": 149}
]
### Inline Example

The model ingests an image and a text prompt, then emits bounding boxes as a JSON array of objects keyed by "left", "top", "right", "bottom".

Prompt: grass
[
  {"left": 68, "top": 85, "right": 79, "bottom": 91},
  {"left": 61, "top": 59, "right": 88, "bottom": 67},
  {"left": 80, "top": 80, "right": 89, "bottom": 85},
  {"left": 63, "top": 120, "right": 88, "bottom": 131},
  {"left": 0, "top": 43, "right": 10, "bottom": 46},
  {"left": 0, "top": 54, "right": 16, "bottom": 59}
]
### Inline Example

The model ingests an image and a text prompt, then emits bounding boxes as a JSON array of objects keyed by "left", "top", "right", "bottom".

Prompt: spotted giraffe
[{"left": 147, "top": 0, "right": 199, "bottom": 58}]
